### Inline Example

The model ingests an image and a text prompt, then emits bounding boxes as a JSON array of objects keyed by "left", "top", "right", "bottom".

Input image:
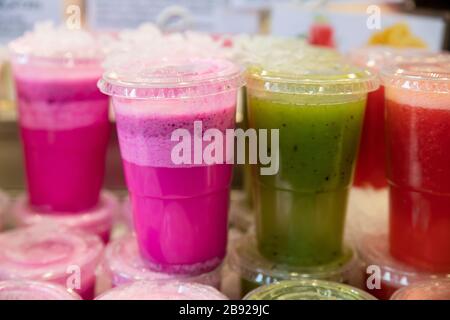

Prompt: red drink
[{"left": 384, "top": 61, "right": 450, "bottom": 272}]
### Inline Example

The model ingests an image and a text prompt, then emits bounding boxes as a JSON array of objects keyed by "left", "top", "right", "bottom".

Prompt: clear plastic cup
[
  {"left": 391, "top": 279, "right": 450, "bottom": 300},
  {"left": 382, "top": 59, "right": 450, "bottom": 272},
  {"left": 245, "top": 56, "right": 379, "bottom": 266},
  {"left": 0, "top": 226, "right": 104, "bottom": 299},
  {"left": 244, "top": 279, "right": 377, "bottom": 300},
  {"left": 0, "top": 280, "right": 81, "bottom": 300},
  {"left": 8, "top": 23, "right": 112, "bottom": 212},
  {"left": 228, "top": 234, "right": 357, "bottom": 298},
  {"left": 357, "top": 232, "right": 449, "bottom": 300},
  {"left": 0, "top": 189, "right": 9, "bottom": 230},
  {"left": 13, "top": 191, "right": 117, "bottom": 243},
  {"left": 99, "top": 235, "right": 222, "bottom": 291},
  {"left": 96, "top": 280, "right": 228, "bottom": 300},
  {"left": 98, "top": 55, "right": 243, "bottom": 274}
]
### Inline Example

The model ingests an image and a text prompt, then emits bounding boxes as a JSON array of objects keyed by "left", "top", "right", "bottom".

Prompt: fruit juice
[
  {"left": 99, "top": 56, "right": 243, "bottom": 274},
  {"left": 391, "top": 280, "right": 450, "bottom": 300},
  {"left": 0, "top": 280, "right": 81, "bottom": 300},
  {"left": 9, "top": 25, "right": 111, "bottom": 212},
  {"left": 383, "top": 61, "right": 450, "bottom": 272},
  {"left": 246, "top": 59, "right": 377, "bottom": 266},
  {"left": 0, "top": 226, "right": 103, "bottom": 300}
]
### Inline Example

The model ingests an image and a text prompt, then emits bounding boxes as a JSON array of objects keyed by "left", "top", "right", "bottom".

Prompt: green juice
[{"left": 247, "top": 93, "right": 366, "bottom": 265}]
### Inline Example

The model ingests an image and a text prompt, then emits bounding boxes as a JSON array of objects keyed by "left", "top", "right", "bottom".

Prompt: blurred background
[{"left": 0, "top": 0, "right": 449, "bottom": 192}]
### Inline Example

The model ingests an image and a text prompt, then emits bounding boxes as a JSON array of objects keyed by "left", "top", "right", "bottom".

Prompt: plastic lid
[
  {"left": 381, "top": 61, "right": 450, "bottom": 93},
  {"left": 246, "top": 56, "right": 379, "bottom": 95},
  {"left": 357, "top": 233, "right": 449, "bottom": 288},
  {"left": 391, "top": 279, "right": 450, "bottom": 300},
  {"left": 96, "top": 280, "right": 228, "bottom": 300},
  {"left": 0, "top": 226, "right": 104, "bottom": 282},
  {"left": 14, "top": 192, "right": 116, "bottom": 236},
  {"left": 98, "top": 56, "right": 243, "bottom": 99},
  {"left": 244, "top": 280, "right": 377, "bottom": 300},
  {"left": 104, "top": 235, "right": 222, "bottom": 287},
  {"left": 0, "top": 280, "right": 81, "bottom": 300},
  {"left": 228, "top": 235, "right": 356, "bottom": 285}
]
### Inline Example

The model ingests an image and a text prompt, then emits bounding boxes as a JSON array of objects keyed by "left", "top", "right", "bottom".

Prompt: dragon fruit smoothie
[{"left": 99, "top": 57, "right": 243, "bottom": 274}]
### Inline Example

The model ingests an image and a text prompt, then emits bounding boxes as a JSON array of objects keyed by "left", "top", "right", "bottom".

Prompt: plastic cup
[
  {"left": 228, "top": 234, "right": 357, "bottom": 297},
  {"left": 382, "top": 59, "right": 450, "bottom": 272},
  {"left": 0, "top": 226, "right": 104, "bottom": 299},
  {"left": 0, "top": 280, "right": 81, "bottom": 300},
  {"left": 96, "top": 280, "right": 228, "bottom": 300},
  {"left": 8, "top": 24, "right": 111, "bottom": 212},
  {"left": 0, "top": 189, "right": 9, "bottom": 230},
  {"left": 357, "top": 232, "right": 449, "bottom": 300},
  {"left": 13, "top": 191, "right": 117, "bottom": 243},
  {"left": 245, "top": 56, "right": 378, "bottom": 266},
  {"left": 99, "top": 235, "right": 222, "bottom": 291},
  {"left": 391, "top": 279, "right": 450, "bottom": 300},
  {"left": 98, "top": 55, "right": 243, "bottom": 274},
  {"left": 244, "top": 280, "right": 376, "bottom": 300}
]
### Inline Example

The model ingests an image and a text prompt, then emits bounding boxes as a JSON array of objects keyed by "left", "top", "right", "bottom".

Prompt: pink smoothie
[{"left": 99, "top": 57, "right": 243, "bottom": 274}]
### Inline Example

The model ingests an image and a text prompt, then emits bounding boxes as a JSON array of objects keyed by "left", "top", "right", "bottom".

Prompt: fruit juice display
[
  {"left": 8, "top": 24, "right": 111, "bottom": 212},
  {"left": 99, "top": 235, "right": 222, "bottom": 290},
  {"left": 0, "top": 280, "right": 81, "bottom": 300},
  {"left": 383, "top": 61, "right": 450, "bottom": 272},
  {"left": 99, "top": 55, "right": 243, "bottom": 274},
  {"left": 0, "top": 226, "right": 104, "bottom": 299},
  {"left": 228, "top": 234, "right": 358, "bottom": 297},
  {"left": 245, "top": 57, "right": 378, "bottom": 266},
  {"left": 391, "top": 280, "right": 450, "bottom": 300},
  {"left": 13, "top": 191, "right": 118, "bottom": 243},
  {"left": 357, "top": 232, "right": 449, "bottom": 300},
  {"left": 244, "top": 280, "right": 377, "bottom": 300},
  {"left": 96, "top": 281, "right": 228, "bottom": 300},
  {"left": 0, "top": 189, "right": 9, "bottom": 230}
]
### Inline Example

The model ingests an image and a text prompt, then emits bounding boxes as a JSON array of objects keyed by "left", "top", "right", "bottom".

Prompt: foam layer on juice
[
  {"left": 96, "top": 280, "right": 228, "bottom": 300},
  {"left": 0, "top": 280, "right": 81, "bottom": 300},
  {"left": 0, "top": 227, "right": 103, "bottom": 291},
  {"left": 385, "top": 86, "right": 450, "bottom": 109}
]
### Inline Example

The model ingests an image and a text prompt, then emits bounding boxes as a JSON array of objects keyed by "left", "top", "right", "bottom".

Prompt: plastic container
[
  {"left": 13, "top": 191, "right": 117, "bottom": 243},
  {"left": 391, "top": 279, "right": 450, "bottom": 300},
  {"left": 8, "top": 23, "right": 112, "bottom": 212},
  {"left": 357, "top": 232, "right": 449, "bottom": 300},
  {"left": 100, "top": 235, "right": 222, "bottom": 290},
  {"left": 0, "top": 226, "right": 104, "bottom": 299},
  {"left": 96, "top": 280, "right": 228, "bottom": 300},
  {"left": 0, "top": 280, "right": 81, "bottom": 300},
  {"left": 382, "top": 60, "right": 450, "bottom": 272},
  {"left": 0, "top": 189, "right": 9, "bottom": 230},
  {"left": 244, "top": 279, "right": 377, "bottom": 300},
  {"left": 228, "top": 234, "right": 358, "bottom": 297},
  {"left": 99, "top": 54, "right": 243, "bottom": 274},
  {"left": 245, "top": 56, "right": 378, "bottom": 266}
]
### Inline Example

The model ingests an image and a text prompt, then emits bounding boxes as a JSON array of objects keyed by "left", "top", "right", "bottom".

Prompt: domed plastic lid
[
  {"left": 0, "top": 280, "right": 81, "bottom": 300},
  {"left": 14, "top": 192, "right": 117, "bottom": 235},
  {"left": 96, "top": 280, "right": 228, "bottom": 300},
  {"left": 0, "top": 226, "right": 103, "bottom": 282},
  {"left": 357, "top": 233, "right": 448, "bottom": 288},
  {"left": 244, "top": 280, "right": 376, "bottom": 300},
  {"left": 104, "top": 235, "right": 221, "bottom": 286},
  {"left": 98, "top": 56, "right": 244, "bottom": 99},
  {"left": 391, "top": 279, "right": 450, "bottom": 300},
  {"left": 381, "top": 60, "right": 450, "bottom": 93},
  {"left": 246, "top": 55, "right": 379, "bottom": 96},
  {"left": 228, "top": 235, "right": 356, "bottom": 285}
]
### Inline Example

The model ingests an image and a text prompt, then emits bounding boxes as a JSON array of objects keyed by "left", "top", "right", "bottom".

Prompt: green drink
[{"left": 246, "top": 59, "right": 378, "bottom": 266}]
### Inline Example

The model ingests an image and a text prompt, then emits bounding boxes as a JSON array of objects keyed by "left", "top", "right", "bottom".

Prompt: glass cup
[
  {"left": 0, "top": 280, "right": 81, "bottom": 300},
  {"left": 99, "top": 56, "right": 243, "bottom": 274},
  {"left": 245, "top": 57, "right": 378, "bottom": 266},
  {"left": 382, "top": 60, "right": 450, "bottom": 272},
  {"left": 391, "top": 280, "right": 450, "bottom": 300}
]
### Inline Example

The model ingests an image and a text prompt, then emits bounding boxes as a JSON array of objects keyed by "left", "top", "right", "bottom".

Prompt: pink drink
[
  {"left": 0, "top": 226, "right": 103, "bottom": 299},
  {"left": 391, "top": 280, "right": 450, "bottom": 300},
  {"left": 96, "top": 280, "right": 228, "bottom": 300},
  {"left": 13, "top": 191, "right": 118, "bottom": 243},
  {"left": 9, "top": 28, "right": 111, "bottom": 212},
  {"left": 99, "top": 57, "right": 242, "bottom": 274},
  {"left": 0, "top": 280, "right": 81, "bottom": 300}
]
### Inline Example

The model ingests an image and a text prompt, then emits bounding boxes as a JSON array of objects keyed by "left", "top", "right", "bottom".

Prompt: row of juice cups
[{"left": 8, "top": 26, "right": 450, "bottom": 279}]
